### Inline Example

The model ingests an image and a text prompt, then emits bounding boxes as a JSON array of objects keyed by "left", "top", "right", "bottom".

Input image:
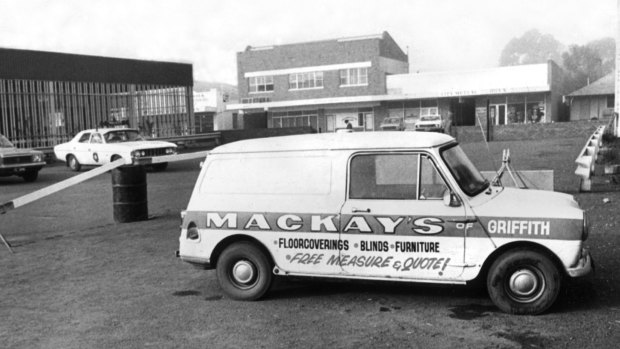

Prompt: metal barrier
[
  {"left": 152, "top": 132, "right": 221, "bottom": 144},
  {"left": 0, "top": 150, "right": 211, "bottom": 253},
  {"left": 574, "top": 125, "right": 606, "bottom": 191}
]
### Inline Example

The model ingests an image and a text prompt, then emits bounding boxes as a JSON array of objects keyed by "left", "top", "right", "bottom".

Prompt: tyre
[
  {"left": 68, "top": 155, "right": 81, "bottom": 172},
  {"left": 487, "top": 249, "right": 561, "bottom": 315},
  {"left": 216, "top": 242, "right": 273, "bottom": 301},
  {"left": 22, "top": 170, "right": 39, "bottom": 182}
]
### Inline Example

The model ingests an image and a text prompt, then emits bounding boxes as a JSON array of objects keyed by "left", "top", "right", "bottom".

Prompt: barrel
[{"left": 111, "top": 165, "right": 148, "bottom": 223}]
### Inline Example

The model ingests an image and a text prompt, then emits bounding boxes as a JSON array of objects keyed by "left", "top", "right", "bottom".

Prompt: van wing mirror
[{"left": 443, "top": 190, "right": 461, "bottom": 207}]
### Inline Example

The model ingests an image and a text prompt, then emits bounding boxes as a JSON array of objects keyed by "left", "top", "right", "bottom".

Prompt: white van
[{"left": 178, "top": 132, "right": 592, "bottom": 315}]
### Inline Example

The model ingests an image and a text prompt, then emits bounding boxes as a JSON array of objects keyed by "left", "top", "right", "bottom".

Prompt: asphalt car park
[{"left": 1, "top": 136, "right": 620, "bottom": 348}]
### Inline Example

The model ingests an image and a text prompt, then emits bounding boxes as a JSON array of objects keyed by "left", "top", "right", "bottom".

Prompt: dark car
[{"left": 0, "top": 134, "right": 46, "bottom": 182}]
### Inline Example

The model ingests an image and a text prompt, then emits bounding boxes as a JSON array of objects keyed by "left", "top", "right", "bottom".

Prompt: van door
[{"left": 339, "top": 152, "right": 467, "bottom": 281}]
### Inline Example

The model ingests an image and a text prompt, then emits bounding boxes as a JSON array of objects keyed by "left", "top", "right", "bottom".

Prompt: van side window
[
  {"left": 419, "top": 155, "right": 449, "bottom": 200},
  {"left": 350, "top": 154, "right": 418, "bottom": 200}
]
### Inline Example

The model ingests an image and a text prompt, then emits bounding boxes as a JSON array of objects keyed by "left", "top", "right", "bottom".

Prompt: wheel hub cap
[
  {"left": 232, "top": 261, "right": 255, "bottom": 284},
  {"left": 509, "top": 269, "right": 538, "bottom": 297}
]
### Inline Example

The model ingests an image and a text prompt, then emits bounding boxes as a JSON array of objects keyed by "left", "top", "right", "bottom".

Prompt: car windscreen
[
  {"left": 0, "top": 135, "right": 14, "bottom": 148},
  {"left": 421, "top": 115, "right": 440, "bottom": 121},
  {"left": 104, "top": 130, "right": 145, "bottom": 143},
  {"left": 440, "top": 144, "right": 489, "bottom": 196}
]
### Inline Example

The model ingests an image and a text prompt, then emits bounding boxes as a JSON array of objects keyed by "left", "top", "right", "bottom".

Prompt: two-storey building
[{"left": 229, "top": 32, "right": 409, "bottom": 132}]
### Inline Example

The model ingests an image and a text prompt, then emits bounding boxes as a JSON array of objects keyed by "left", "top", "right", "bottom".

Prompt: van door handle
[{"left": 352, "top": 208, "right": 371, "bottom": 213}]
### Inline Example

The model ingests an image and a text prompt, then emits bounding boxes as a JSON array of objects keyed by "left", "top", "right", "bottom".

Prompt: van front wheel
[
  {"left": 216, "top": 242, "right": 273, "bottom": 300},
  {"left": 487, "top": 249, "right": 561, "bottom": 315}
]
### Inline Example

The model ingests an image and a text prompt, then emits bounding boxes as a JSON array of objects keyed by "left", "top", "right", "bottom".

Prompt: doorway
[{"left": 489, "top": 105, "right": 506, "bottom": 125}]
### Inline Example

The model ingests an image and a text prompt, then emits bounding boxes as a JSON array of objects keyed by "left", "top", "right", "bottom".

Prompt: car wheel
[
  {"left": 216, "top": 242, "right": 273, "bottom": 301},
  {"left": 22, "top": 170, "right": 39, "bottom": 182},
  {"left": 68, "top": 155, "right": 81, "bottom": 172},
  {"left": 487, "top": 249, "right": 561, "bottom": 315}
]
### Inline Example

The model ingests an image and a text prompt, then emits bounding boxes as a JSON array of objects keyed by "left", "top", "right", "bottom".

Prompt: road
[{"left": 1, "top": 139, "right": 620, "bottom": 349}]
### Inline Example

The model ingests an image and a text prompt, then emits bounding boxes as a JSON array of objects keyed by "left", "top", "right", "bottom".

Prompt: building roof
[
  {"left": 387, "top": 63, "right": 552, "bottom": 99},
  {"left": 227, "top": 63, "right": 554, "bottom": 111},
  {"left": 0, "top": 48, "right": 193, "bottom": 86},
  {"left": 568, "top": 72, "right": 614, "bottom": 97},
  {"left": 211, "top": 131, "right": 455, "bottom": 154}
]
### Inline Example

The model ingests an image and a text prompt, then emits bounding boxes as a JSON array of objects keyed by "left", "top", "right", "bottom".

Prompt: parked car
[
  {"left": 0, "top": 134, "right": 45, "bottom": 182},
  {"left": 177, "top": 132, "right": 592, "bottom": 315},
  {"left": 54, "top": 128, "right": 177, "bottom": 172},
  {"left": 379, "top": 117, "right": 405, "bottom": 131},
  {"left": 415, "top": 115, "right": 444, "bottom": 132}
]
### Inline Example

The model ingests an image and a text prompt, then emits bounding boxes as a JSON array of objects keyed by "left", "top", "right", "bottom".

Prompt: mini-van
[{"left": 178, "top": 132, "right": 592, "bottom": 315}]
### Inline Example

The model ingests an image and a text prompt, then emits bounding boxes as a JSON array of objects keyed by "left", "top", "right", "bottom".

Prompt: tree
[
  {"left": 562, "top": 45, "right": 605, "bottom": 93},
  {"left": 499, "top": 29, "right": 563, "bottom": 66},
  {"left": 586, "top": 37, "right": 615, "bottom": 75}
]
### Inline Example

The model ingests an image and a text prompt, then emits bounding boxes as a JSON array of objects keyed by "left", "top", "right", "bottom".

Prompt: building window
[
  {"left": 241, "top": 97, "right": 271, "bottom": 104},
  {"left": 249, "top": 76, "right": 274, "bottom": 93},
  {"left": 607, "top": 95, "right": 615, "bottom": 109},
  {"left": 272, "top": 110, "right": 318, "bottom": 128},
  {"left": 289, "top": 72, "right": 324, "bottom": 90},
  {"left": 339, "top": 67, "right": 368, "bottom": 86}
]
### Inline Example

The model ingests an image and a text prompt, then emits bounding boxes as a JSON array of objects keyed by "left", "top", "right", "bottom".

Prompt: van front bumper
[{"left": 566, "top": 248, "right": 593, "bottom": 278}]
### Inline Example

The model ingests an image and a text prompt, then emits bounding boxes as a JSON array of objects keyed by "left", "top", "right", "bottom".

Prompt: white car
[
  {"left": 54, "top": 128, "right": 177, "bottom": 171},
  {"left": 415, "top": 115, "right": 444, "bottom": 132}
]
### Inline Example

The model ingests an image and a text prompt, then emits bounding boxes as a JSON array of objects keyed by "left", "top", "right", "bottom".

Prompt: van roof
[{"left": 211, "top": 131, "right": 456, "bottom": 154}]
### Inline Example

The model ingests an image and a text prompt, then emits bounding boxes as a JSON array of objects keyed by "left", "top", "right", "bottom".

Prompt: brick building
[
  {"left": 228, "top": 32, "right": 567, "bottom": 133},
  {"left": 229, "top": 32, "right": 409, "bottom": 132}
]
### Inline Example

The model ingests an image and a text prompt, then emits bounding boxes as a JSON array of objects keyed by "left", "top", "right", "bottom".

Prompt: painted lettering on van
[
  {"left": 204, "top": 212, "right": 339, "bottom": 233},
  {"left": 487, "top": 219, "right": 550, "bottom": 236},
  {"left": 342, "top": 215, "right": 444, "bottom": 235},
  {"left": 203, "top": 212, "right": 447, "bottom": 235}
]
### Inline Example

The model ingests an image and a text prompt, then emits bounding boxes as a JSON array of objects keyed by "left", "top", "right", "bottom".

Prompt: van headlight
[
  {"left": 582, "top": 212, "right": 590, "bottom": 241},
  {"left": 32, "top": 153, "right": 44, "bottom": 162}
]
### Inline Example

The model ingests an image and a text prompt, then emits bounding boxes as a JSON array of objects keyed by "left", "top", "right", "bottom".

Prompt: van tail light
[{"left": 186, "top": 223, "right": 199, "bottom": 240}]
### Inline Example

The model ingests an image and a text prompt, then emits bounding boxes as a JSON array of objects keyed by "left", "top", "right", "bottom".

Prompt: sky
[{"left": 0, "top": 0, "right": 616, "bottom": 85}]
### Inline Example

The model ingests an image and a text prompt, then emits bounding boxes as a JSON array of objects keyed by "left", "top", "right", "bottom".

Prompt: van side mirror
[{"left": 443, "top": 190, "right": 461, "bottom": 207}]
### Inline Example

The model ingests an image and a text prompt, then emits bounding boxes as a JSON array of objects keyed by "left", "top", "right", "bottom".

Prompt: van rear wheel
[
  {"left": 487, "top": 249, "right": 560, "bottom": 315},
  {"left": 216, "top": 242, "right": 273, "bottom": 300}
]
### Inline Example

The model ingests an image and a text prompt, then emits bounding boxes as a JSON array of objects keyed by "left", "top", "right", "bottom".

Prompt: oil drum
[{"left": 111, "top": 165, "right": 148, "bottom": 223}]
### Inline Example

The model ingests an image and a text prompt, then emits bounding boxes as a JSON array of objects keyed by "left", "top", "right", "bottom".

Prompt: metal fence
[{"left": 0, "top": 79, "right": 194, "bottom": 148}]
